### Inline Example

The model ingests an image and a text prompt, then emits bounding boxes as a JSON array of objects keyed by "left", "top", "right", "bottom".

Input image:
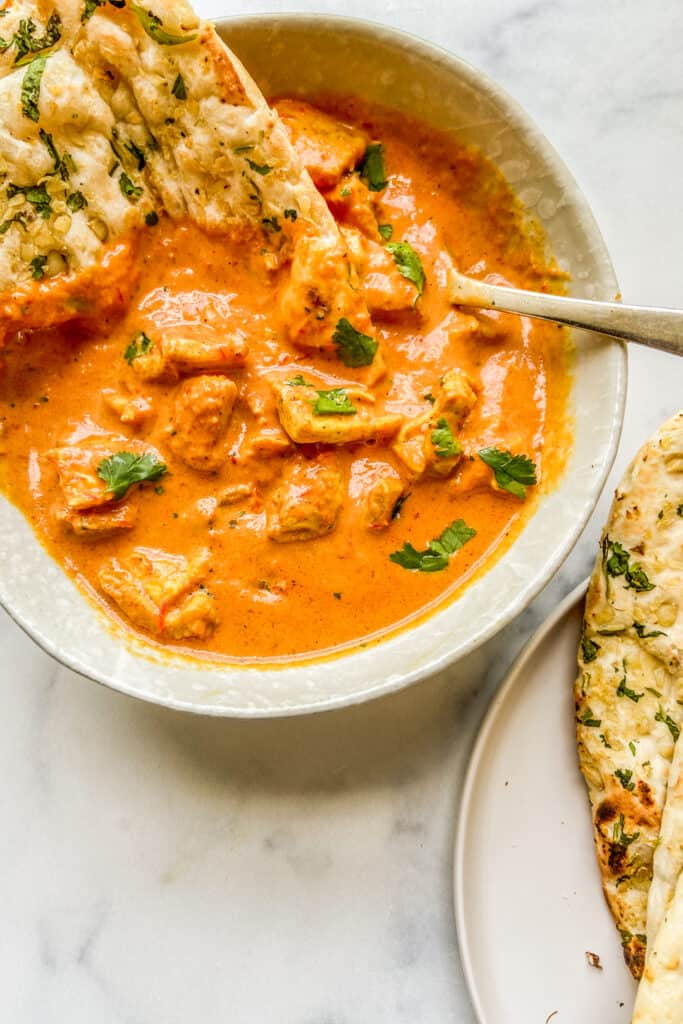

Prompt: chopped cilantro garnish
[
  {"left": 312, "top": 388, "right": 357, "bottom": 416},
  {"left": 655, "top": 706, "right": 680, "bottom": 742},
  {"left": 119, "top": 172, "right": 143, "bottom": 202},
  {"left": 478, "top": 447, "right": 537, "bottom": 499},
  {"left": 612, "top": 813, "right": 640, "bottom": 848},
  {"left": 602, "top": 538, "right": 655, "bottom": 591},
  {"left": 262, "top": 216, "right": 281, "bottom": 233},
  {"left": 246, "top": 159, "right": 273, "bottom": 176},
  {"left": 332, "top": 318, "right": 378, "bottom": 367},
  {"left": 615, "top": 768, "right": 635, "bottom": 791},
  {"left": 21, "top": 54, "right": 48, "bottom": 121},
  {"left": 581, "top": 635, "right": 600, "bottom": 663},
  {"left": 284, "top": 208, "right": 298, "bottom": 221},
  {"left": 130, "top": 5, "right": 198, "bottom": 45},
  {"left": 97, "top": 451, "right": 167, "bottom": 501},
  {"left": 390, "top": 518, "right": 476, "bottom": 573},
  {"left": 125, "top": 140, "right": 146, "bottom": 171},
  {"left": 7, "top": 181, "right": 52, "bottom": 218},
  {"left": 29, "top": 254, "right": 47, "bottom": 280},
  {"left": 124, "top": 331, "right": 153, "bottom": 364},
  {"left": 171, "top": 73, "right": 187, "bottom": 100},
  {"left": 616, "top": 671, "right": 644, "bottom": 703},
  {"left": 386, "top": 240, "right": 425, "bottom": 297},
  {"left": 145, "top": 210, "right": 159, "bottom": 226},
  {"left": 39, "top": 129, "right": 74, "bottom": 180},
  {"left": 285, "top": 374, "right": 311, "bottom": 387},
  {"left": 578, "top": 707, "right": 601, "bottom": 728},
  {"left": 633, "top": 621, "right": 665, "bottom": 639},
  {"left": 431, "top": 418, "right": 461, "bottom": 459},
  {"left": 12, "top": 13, "right": 61, "bottom": 66},
  {"left": 378, "top": 223, "right": 393, "bottom": 241},
  {"left": 359, "top": 143, "right": 388, "bottom": 191},
  {"left": 66, "top": 191, "right": 87, "bottom": 212}
]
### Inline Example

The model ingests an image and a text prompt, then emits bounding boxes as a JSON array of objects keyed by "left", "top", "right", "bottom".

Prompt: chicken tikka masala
[{"left": 0, "top": 3, "right": 570, "bottom": 662}]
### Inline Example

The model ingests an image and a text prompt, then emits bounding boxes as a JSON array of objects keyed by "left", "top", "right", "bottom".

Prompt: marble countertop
[{"left": 3, "top": 1, "right": 683, "bottom": 1019}]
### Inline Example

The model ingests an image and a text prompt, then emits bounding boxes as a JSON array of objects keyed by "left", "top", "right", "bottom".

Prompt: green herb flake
[
  {"left": 378, "top": 223, "right": 393, "bottom": 241},
  {"left": 119, "top": 172, "right": 143, "bottom": 202},
  {"left": 603, "top": 538, "right": 629, "bottom": 577},
  {"left": 312, "top": 388, "right": 357, "bottom": 416},
  {"left": 581, "top": 635, "right": 600, "bottom": 663},
  {"left": 125, "top": 139, "right": 146, "bottom": 171},
  {"left": 246, "top": 159, "right": 273, "bottom": 176},
  {"left": 66, "top": 191, "right": 87, "bottom": 212},
  {"left": 124, "top": 331, "right": 153, "bottom": 365},
  {"left": 7, "top": 181, "right": 52, "bottom": 219},
  {"left": 145, "top": 210, "right": 159, "bottom": 226},
  {"left": 29, "top": 254, "right": 47, "bottom": 280},
  {"left": 285, "top": 374, "right": 312, "bottom": 388},
  {"left": 130, "top": 5, "right": 198, "bottom": 46},
  {"left": 171, "top": 73, "right": 187, "bottom": 100},
  {"left": 629, "top": 741, "right": 637, "bottom": 756},
  {"left": 616, "top": 672, "right": 644, "bottom": 703},
  {"left": 599, "top": 734, "right": 612, "bottom": 748},
  {"left": 612, "top": 813, "right": 640, "bottom": 848},
  {"left": 655, "top": 706, "right": 680, "bottom": 742},
  {"left": 21, "top": 54, "right": 48, "bottom": 122},
  {"left": 633, "top": 621, "right": 666, "bottom": 639},
  {"left": 97, "top": 451, "right": 167, "bottom": 501},
  {"left": 262, "top": 216, "right": 281, "bottom": 233},
  {"left": 332, "top": 317, "right": 378, "bottom": 368},
  {"left": 359, "top": 142, "right": 388, "bottom": 192},
  {"left": 284, "top": 208, "right": 298, "bottom": 222},
  {"left": 478, "top": 447, "right": 538, "bottom": 499},
  {"left": 578, "top": 707, "right": 602, "bottom": 728},
  {"left": 615, "top": 768, "right": 635, "bottom": 791},
  {"left": 39, "top": 128, "right": 73, "bottom": 180},
  {"left": 13, "top": 13, "right": 61, "bottom": 66},
  {"left": 423, "top": 392, "right": 436, "bottom": 405},
  {"left": 386, "top": 240, "right": 425, "bottom": 297},
  {"left": 626, "top": 566, "right": 655, "bottom": 592},
  {"left": 389, "top": 518, "right": 476, "bottom": 573},
  {"left": 431, "top": 418, "right": 461, "bottom": 459}
]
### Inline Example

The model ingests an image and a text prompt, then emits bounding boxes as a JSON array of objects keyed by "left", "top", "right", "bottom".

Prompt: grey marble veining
[{"left": 2, "top": 1, "right": 683, "bottom": 1019}]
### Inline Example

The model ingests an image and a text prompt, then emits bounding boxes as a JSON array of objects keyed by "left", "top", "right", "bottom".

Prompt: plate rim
[{"left": 453, "top": 576, "right": 589, "bottom": 1023}]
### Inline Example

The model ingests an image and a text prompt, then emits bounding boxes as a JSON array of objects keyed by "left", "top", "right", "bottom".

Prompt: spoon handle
[{"left": 449, "top": 273, "right": 683, "bottom": 356}]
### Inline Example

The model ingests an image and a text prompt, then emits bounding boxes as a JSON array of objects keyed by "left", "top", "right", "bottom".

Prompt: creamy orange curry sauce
[{"left": 0, "top": 97, "right": 570, "bottom": 661}]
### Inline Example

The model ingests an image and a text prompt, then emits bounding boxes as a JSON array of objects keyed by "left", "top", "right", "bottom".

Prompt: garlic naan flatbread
[
  {"left": 632, "top": 863, "right": 683, "bottom": 1023},
  {"left": 0, "top": 0, "right": 368, "bottom": 345},
  {"left": 576, "top": 411, "right": 683, "bottom": 978}
]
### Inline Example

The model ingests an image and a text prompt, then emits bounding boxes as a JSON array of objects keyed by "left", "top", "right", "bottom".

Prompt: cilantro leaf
[
  {"left": 66, "top": 191, "right": 87, "bottom": 212},
  {"left": 246, "top": 159, "right": 273, "bottom": 176},
  {"left": 478, "top": 447, "right": 537, "bottom": 499},
  {"left": 284, "top": 208, "right": 298, "bottom": 222},
  {"left": 285, "top": 374, "right": 312, "bottom": 387},
  {"left": 12, "top": 13, "right": 61, "bottom": 66},
  {"left": 615, "top": 768, "right": 635, "bottom": 791},
  {"left": 578, "top": 707, "right": 602, "bottom": 728},
  {"left": 386, "top": 241, "right": 425, "bottom": 297},
  {"left": 123, "top": 331, "right": 153, "bottom": 365},
  {"left": 21, "top": 55, "right": 48, "bottom": 121},
  {"left": 312, "top": 389, "right": 357, "bottom": 416},
  {"left": 616, "top": 672, "right": 644, "bottom": 703},
  {"left": 378, "top": 223, "right": 393, "bottom": 240},
  {"left": 119, "top": 172, "right": 143, "bottom": 202},
  {"left": 655, "top": 706, "right": 680, "bottom": 742},
  {"left": 581, "top": 635, "right": 600, "bottom": 663},
  {"left": 612, "top": 813, "right": 639, "bottom": 848},
  {"left": 7, "top": 181, "right": 52, "bottom": 219},
  {"left": 130, "top": 5, "right": 198, "bottom": 45},
  {"left": 604, "top": 538, "right": 629, "bottom": 577},
  {"left": 633, "top": 621, "right": 665, "bottom": 639},
  {"left": 625, "top": 566, "right": 655, "bottom": 592},
  {"left": 29, "top": 254, "right": 47, "bottom": 280},
  {"left": 431, "top": 418, "right": 461, "bottom": 459},
  {"left": 332, "top": 318, "right": 378, "bottom": 367},
  {"left": 389, "top": 518, "right": 476, "bottom": 573},
  {"left": 125, "top": 140, "right": 146, "bottom": 171},
  {"left": 97, "top": 451, "right": 167, "bottom": 500},
  {"left": 171, "top": 73, "right": 187, "bottom": 100},
  {"left": 359, "top": 143, "right": 387, "bottom": 191},
  {"left": 39, "top": 129, "right": 73, "bottom": 180}
]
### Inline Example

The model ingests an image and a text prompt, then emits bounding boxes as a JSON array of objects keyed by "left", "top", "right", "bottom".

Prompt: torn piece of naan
[
  {"left": 0, "top": 0, "right": 371, "bottom": 346},
  {"left": 575, "top": 411, "right": 683, "bottom": 979},
  {"left": 646, "top": 729, "right": 683, "bottom": 950},
  {"left": 632, "top": 865, "right": 683, "bottom": 1023}
]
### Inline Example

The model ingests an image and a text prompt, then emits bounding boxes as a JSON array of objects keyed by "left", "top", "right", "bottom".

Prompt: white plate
[{"left": 455, "top": 580, "right": 638, "bottom": 1023}]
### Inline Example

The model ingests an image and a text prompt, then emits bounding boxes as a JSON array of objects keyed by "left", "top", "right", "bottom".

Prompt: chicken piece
[
  {"left": 98, "top": 547, "right": 217, "bottom": 640},
  {"left": 167, "top": 376, "right": 237, "bottom": 472},
  {"left": 341, "top": 226, "right": 418, "bottom": 316},
  {"left": 325, "top": 174, "right": 380, "bottom": 238},
  {"left": 103, "top": 388, "right": 154, "bottom": 428},
  {"left": 279, "top": 234, "right": 374, "bottom": 353},
  {"left": 57, "top": 502, "right": 137, "bottom": 538},
  {"left": 50, "top": 437, "right": 158, "bottom": 511},
  {"left": 275, "top": 99, "right": 368, "bottom": 190},
  {"left": 272, "top": 378, "right": 402, "bottom": 446},
  {"left": 244, "top": 425, "right": 293, "bottom": 459},
  {"left": 349, "top": 459, "right": 406, "bottom": 531},
  {"left": 131, "top": 333, "right": 248, "bottom": 382},
  {"left": 267, "top": 456, "right": 344, "bottom": 542},
  {"left": 393, "top": 368, "right": 477, "bottom": 480},
  {"left": 217, "top": 483, "right": 254, "bottom": 507}
]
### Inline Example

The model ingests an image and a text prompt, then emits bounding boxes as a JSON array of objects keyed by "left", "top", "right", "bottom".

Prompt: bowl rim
[{"left": 0, "top": 12, "right": 627, "bottom": 716}]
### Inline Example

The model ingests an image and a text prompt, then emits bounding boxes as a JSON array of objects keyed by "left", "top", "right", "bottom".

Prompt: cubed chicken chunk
[
  {"left": 279, "top": 234, "right": 374, "bottom": 353},
  {"left": 272, "top": 378, "right": 402, "bottom": 446},
  {"left": 57, "top": 502, "right": 138, "bottom": 538},
  {"left": 393, "top": 368, "right": 477, "bottom": 480},
  {"left": 275, "top": 98, "right": 368, "bottom": 190},
  {"left": 325, "top": 174, "right": 380, "bottom": 238},
  {"left": 130, "top": 333, "right": 248, "bottom": 382},
  {"left": 167, "top": 375, "right": 237, "bottom": 472},
  {"left": 98, "top": 547, "right": 218, "bottom": 640},
  {"left": 349, "top": 458, "right": 406, "bottom": 531},
  {"left": 341, "top": 226, "right": 418, "bottom": 316},
  {"left": 267, "top": 456, "right": 344, "bottom": 542},
  {"left": 50, "top": 437, "right": 161, "bottom": 511},
  {"left": 103, "top": 388, "right": 154, "bottom": 428}
]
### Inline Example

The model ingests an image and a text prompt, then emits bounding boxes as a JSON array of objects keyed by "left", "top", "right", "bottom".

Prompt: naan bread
[
  {"left": 632, "top": 865, "right": 683, "bottom": 1022},
  {"left": 0, "top": 0, "right": 365, "bottom": 339},
  {"left": 576, "top": 411, "right": 683, "bottom": 978}
]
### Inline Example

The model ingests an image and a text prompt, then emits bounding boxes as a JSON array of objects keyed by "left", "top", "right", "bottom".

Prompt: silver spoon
[{"left": 449, "top": 267, "right": 683, "bottom": 356}]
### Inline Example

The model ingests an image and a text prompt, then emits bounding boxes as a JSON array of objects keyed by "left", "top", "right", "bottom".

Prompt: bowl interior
[{"left": 0, "top": 15, "right": 625, "bottom": 716}]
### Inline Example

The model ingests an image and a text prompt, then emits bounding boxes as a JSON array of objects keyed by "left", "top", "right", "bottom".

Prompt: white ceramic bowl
[{"left": 0, "top": 15, "right": 626, "bottom": 716}]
